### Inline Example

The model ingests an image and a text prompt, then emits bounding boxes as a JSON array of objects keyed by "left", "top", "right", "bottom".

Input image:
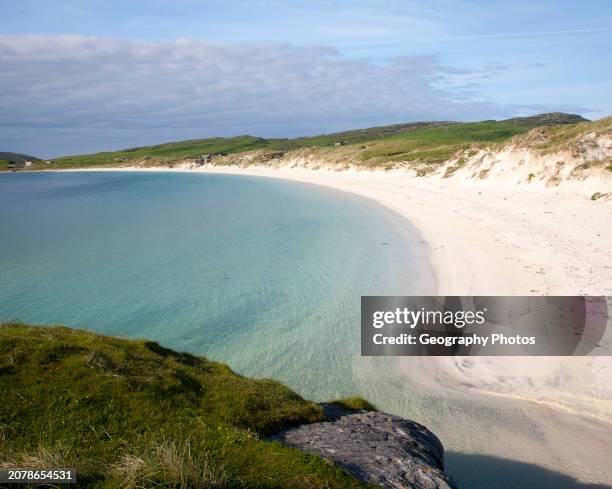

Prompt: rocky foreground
[{"left": 273, "top": 404, "right": 457, "bottom": 489}]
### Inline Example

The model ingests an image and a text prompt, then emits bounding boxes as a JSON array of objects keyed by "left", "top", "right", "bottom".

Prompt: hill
[
  {"left": 0, "top": 152, "right": 41, "bottom": 165},
  {"left": 0, "top": 323, "right": 375, "bottom": 488},
  {"left": 501, "top": 112, "right": 589, "bottom": 128},
  {"left": 49, "top": 120, "right": 527, "bottom": 169},
  {"left": 39, "top": 112, "right": 584, "bottom": 170}
]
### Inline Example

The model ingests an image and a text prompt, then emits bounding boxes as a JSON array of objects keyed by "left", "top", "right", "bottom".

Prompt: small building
[
  {"left": 334, "top": 140, "right": 346, "bottom": 147},
  {"left": 24, "top": 160, "right": 34, "bottom": 167}
]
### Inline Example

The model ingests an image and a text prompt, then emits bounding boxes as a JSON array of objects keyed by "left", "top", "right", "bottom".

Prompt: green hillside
[
  {"left": 501, "top": 112, "right": 589, "bottom": 128},
  {"left": 4, "top": 113, "right": 590, "bottom": 170},
  {"left": 354, "top": 121, "right": 528, "bottom": 166},
  {"left": 0, "top": 324, "right": 373, "bottom": 488},
  {"left": 0, "top": 152, "right": 41, "bottom": 165},
  {"left": 52, "top": 136, "right": 272, "bottom": 167},
  {"left": 51, "top": 120, "right": 529, "bottom": 169},
  {"left": 50, "top": 122, "right": 450, "bottom": 168}
]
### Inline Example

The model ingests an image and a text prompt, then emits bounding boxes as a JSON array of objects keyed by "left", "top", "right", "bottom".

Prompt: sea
[{"left": 0, "top": 171, "right": 434, "bottom": 399}]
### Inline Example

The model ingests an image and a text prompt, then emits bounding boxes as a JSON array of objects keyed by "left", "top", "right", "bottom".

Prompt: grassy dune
[
  {"left": 355, "top": 121, "right": 527, "bottom": 166},
  {"left": 512, "top": 116, "right": 612, "bottom": 152},
  {"left": 51, "top": 123, "right": 454, "bottom": 168},
  {"left": 0, "top": 324, "right": 374, "bottom": 488},
  {"left": 48, "top": 121, "right": 528, "bottom": 169},
  {"left": 3, "top": 113, "right": 596, "bottom": 171}
]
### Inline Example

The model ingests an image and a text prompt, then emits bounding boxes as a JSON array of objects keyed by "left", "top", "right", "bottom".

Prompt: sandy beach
[
  {"left": 202, "top": 166, "right": 611, "bottom": 295},
  {"left": 52, "top": 164, "right": 612, "bottom": 486},
  {"left": 59, "top": 164, "right": 612, "bottom": 296}
]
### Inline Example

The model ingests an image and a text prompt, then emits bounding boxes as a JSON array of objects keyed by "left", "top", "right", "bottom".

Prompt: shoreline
[
  {"left": 37, "top": 164, "right": 612, "bottom": 296},
  {"left": 40, "top": 165, "right": 612, "bottom": 394},
  {"left": 6, "top": 165, "right": 612, "bottom": 484},
  {"left": 27, "top": 165, "right": 612, "bottom": 418}
]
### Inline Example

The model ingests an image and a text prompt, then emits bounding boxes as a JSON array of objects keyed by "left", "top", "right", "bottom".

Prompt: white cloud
[{"left": 0, "top": 34, "right": 527, "bottom": 156}]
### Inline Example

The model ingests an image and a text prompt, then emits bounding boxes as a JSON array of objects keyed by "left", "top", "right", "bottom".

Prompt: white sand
[
  {"left": 57, "top": 165, "right": 612, "bottom": 486},
  {"left": 66, "top": 164, "right": 612, "bottom": 295}
]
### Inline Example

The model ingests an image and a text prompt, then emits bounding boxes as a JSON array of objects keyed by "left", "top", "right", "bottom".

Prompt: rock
[{"left": 272, "top": 405, "right": 457, "bottom": 489}]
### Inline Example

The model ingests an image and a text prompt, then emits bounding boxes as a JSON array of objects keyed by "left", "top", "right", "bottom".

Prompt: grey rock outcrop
[{"left": 273, "top": 405, "right": 457, "bottom": 489}]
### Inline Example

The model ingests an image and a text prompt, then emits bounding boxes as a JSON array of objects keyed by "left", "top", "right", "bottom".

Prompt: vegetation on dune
[
  {"left": 53, "top": 136, "right": 273, "bottom": 168},
  {"left": 285, "top": 121, "right": 453, "bottom": 148},
  {"left": 50, "top": 121, "right": 527, "bottom": 167},
  {"left": 50, "top": 120, "right": 530, "bottom": 170},
  {"left": 354, "top": 121, "right": 528, "bottom": 166},
  {"left": 0, "top": 324, "right": 374, "bottom": 488},
  {"left": 4, "top": 113, "right": 597, "bottom": 171},
  {"left": 512, "top": 116, "right": 612, "bottom": 153},
  {"left": 49, "top": 122, "right": 450, "bottom": 168},
  {"left": 501, "top": 112, "right": 588, "bottom": 128}
]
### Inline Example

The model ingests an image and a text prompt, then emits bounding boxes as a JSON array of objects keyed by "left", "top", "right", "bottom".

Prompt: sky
[{"left": 1, "top": 0, "right": 611, "bottom": 158}]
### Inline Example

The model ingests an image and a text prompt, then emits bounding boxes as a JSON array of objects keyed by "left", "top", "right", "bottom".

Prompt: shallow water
[{"left": 0, "top": 171, "right": 434, "bottom": 400}]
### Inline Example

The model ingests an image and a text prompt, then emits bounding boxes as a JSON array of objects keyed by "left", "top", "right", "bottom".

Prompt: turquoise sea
[{"left": 0, "top": 171, "right": 434, "bottom": 400}]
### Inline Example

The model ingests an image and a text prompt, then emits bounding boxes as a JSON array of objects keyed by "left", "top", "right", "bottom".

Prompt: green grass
[
  {"left": 0, "top": 324, "right": 373, "bottom": 488},
  {"left": 515, "top": 116, "right": 612, "bottom": 153},
  {"left": 15, "top": 115, "right": 600, "bottom": 171},
  {"left": 328, "top": 397, "right": 377, "bottom": 412},
  {"left": 49, "top": 122, "right": 450, "bottom": 168},
  {"left": 46, "top": 120, "right": 529, "bottom": 169},
  {"left": 384, "top": 121, "right": 527, "bottom": 144},
  {"left": 53, "top": 136, "right": 275, "bottom": 168},
  {"left": 356, "top": 121, "right": 528, "bottom": 165}
]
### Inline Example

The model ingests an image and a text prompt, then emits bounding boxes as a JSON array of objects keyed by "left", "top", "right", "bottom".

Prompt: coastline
[
  {"left": 45, "top": 164, "right": 612, "bottom": 296},
  {"left": 42, "top": 165, "right": 612, "bottom": 412},
  {"left": 7, "top": 165, "right": 612, "bottom": 485},
  {"left": 45, "top": 167, "right": 611, "bottom": 385},
  {"left": 201, "top": 166, "right": 612, "bottom": 296}
]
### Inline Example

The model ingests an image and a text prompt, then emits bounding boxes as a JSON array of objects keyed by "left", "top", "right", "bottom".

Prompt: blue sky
[{"left": 1, "top": 0, "right": 611, "bottom": 157}]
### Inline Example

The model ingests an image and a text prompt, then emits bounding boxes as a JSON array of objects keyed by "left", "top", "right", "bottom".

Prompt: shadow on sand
[{"left": 445, "top": 452, "right": 611, "bottom": 489}]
